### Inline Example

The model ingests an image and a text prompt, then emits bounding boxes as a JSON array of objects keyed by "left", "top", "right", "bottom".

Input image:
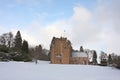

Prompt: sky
[{"left": 0, "top": 0, "right": 120, "bottom": 55}]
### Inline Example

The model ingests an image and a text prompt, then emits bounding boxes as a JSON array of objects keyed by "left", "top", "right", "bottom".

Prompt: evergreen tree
[
  {"left": 100, "top": 51, "right": 107, "bottom": 66},
  {"left": 108, "top": 54, "right": 112, "bottom": 64},
  {"left": 92, "top": 50, "right": 97, "bottom": 65},
  {"left": 22, "top": 40, "right": 29, "bottom": 54},
  {"left": 14, "top": 31, "right": 22, "bottom": 52},
  {"left": 0, "top": 45, "right": 8, "bottom": 53},
  {"left": 21, "top": 40, "right": 31, "bottom": 61},
  {"left": 80, "top": 46, "right": 84, "bottom": 52}
]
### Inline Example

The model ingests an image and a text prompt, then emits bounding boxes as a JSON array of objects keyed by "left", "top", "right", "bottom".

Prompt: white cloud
[
  {"left": 20, "top": 6, "right": 100, "bottom": 50},
  {"left": 12, "top": 29, "right": 38, "bottom": 47},
  {"left": 24, "top": 20, "right": 69, "bottom": 49},
  {"left": 9, "top": 0, "right": 120, "bottom": 55},
  {"left": 70, "top": 6, "right": 101, "bottom": 50},
  {"left": 93, "top": 0, "right": 120, "bottom": 54},
  {"left": 71, "top": 6, "right": 92, "bottom": 22}
]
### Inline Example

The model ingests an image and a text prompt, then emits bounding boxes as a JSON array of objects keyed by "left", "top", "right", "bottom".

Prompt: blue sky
[
  {"left": 0, "top": 0, "right": 96, "bottom": 27},
  {"left": 0, "top": 0, "right": 120, "bottom": 55}
]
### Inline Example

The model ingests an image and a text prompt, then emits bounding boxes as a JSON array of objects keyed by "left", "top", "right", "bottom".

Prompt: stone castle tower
[{"left": 50, "top": 37, "right": 72, "bottom": 64}]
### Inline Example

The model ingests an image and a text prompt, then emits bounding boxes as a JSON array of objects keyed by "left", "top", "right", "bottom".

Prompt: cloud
[
  {"left": 69, "top": 6, "right": 101, "bottom": 50},
  {"left": 11, "top": 29, "right": 38, "bottom": 47},
  {"left": 71, "top": 6, "right": 92, "bottom": 22},
  {"left": 10, "top": 0, "right": 120, "bottom": 55},
  {"left": 21, "top": 20, "right": 68, "bottom": 48},
  {"left": 20, "top": 6, "right": 100, "bottom": 50},
  {"left": 93, "top": 0, "right": 120, "bottom": 54}
]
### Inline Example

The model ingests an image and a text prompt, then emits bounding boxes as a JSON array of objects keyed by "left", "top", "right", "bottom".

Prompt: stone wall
[
  {"left": 50, "top": 37, "right": 72, "bottom": 64},
  {"left": 70, "top": 57, "right": 89, "bottom": 64},
  {"left": 50, "top": 37, "right": 89, "bottom": 64}
]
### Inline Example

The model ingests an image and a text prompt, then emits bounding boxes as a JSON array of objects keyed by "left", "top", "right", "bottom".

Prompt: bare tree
[
  {"left": 0, "top": 35, "right": 6, "bottom": 45},
  {"left": 0, "top": 32, "right": 14, "bottom": 48},
  {"left": 7, "top": 32, "right": 14, "bottom": 48}
]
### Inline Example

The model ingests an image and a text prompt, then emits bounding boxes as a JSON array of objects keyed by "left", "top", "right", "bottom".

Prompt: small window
[{"left": 56, "top": 54, "right": 61, "bottom": 58}]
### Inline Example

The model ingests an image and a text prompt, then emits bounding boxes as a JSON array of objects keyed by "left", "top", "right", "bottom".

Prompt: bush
[
  {"left": 0, "top": 45, "right": 9, "bottom": 53},
  {"left": 9, "top": 52, "right": 32, "bottom": 61},
  {"left": 0, "top": 51, "right": 32, "bottom": 62},
  {"left": 11, "top": 53, "right": 23, "bottom": 61},
  {"left": 23, "top": 54, "right": 32, "bottom": 62},
  {"left": 0, "top": 52, "right": 10, "bottom": 61}
]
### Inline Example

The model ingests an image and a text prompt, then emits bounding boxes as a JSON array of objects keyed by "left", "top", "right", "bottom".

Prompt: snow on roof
[{"left": 72, "top": 52, "right": 88, "bottom": 57}]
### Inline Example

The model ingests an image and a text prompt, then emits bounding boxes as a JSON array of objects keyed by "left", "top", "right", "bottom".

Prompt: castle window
[{"left": 56, "top": 54, "right": 61, "bottom": 58}]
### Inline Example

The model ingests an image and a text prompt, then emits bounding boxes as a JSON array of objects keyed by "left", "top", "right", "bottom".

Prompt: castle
[{"left": 50, "top": 37, "right": 89, "bottom": 64}]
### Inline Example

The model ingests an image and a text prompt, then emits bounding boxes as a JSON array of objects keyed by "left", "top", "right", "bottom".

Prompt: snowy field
[{"left": 0, "top": 61, "right": 120, "bottom": 80}]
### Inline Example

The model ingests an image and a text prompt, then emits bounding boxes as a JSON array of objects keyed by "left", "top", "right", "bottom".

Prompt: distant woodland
[
  {"left": 0, "top": 31, "right": 120, "bottom": 69},
  {"left": 0, "top": 31, "right": 49, "bottom": 62}
]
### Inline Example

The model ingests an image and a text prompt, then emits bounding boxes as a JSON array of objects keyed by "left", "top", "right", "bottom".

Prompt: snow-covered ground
[{"left": 0, "top": 61, "right": 120, "bottom": 80}]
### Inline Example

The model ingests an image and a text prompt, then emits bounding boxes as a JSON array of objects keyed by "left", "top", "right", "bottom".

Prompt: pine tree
[
  {"left": 21, "top": 40, "right": 31, "bottom": 61},
  {"left": 108, "top": 54, "right": 112, "bottom": 64},
  {"left": 14, "top": 31, "right": 22, "bottom": 52},
  {"left": 80, "top": 46, "right": 84, "bottom": 52},
  {"left": 22, "top": 40, "right": 29, "bottom": 54},
  {"left": 92, "top": 50, "right": 97, "bottom": 65}
]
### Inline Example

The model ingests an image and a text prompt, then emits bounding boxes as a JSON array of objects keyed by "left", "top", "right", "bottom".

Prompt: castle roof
[{"left": 72, "top": 52, "right": 88, "bottom": 58}]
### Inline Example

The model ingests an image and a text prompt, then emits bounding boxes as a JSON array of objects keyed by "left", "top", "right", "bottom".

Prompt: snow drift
[{"left": 0, "top": 61, "right": 120, "bottom": 80}]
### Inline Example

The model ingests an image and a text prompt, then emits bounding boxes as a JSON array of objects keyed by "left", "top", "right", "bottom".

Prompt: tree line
[
  {"left": 79, "top": 46, "right": 120, "bottom": 68},
  {"left": 0, "top": 31, "right": 119, "bottom": 68},
  {"left": 92, "top": 50, "right": 120, "bottom": 69},
  {"left": 0, "top": 31, "right": 49, "bottom": 62}
]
